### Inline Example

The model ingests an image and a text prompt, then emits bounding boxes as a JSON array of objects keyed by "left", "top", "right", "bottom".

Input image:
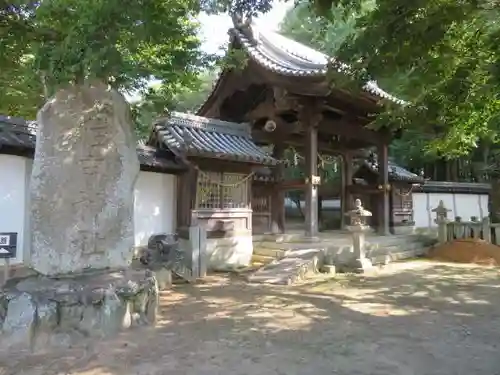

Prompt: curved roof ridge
[{"left": 228, "top": 22, "right": 407, "bottom": 105}]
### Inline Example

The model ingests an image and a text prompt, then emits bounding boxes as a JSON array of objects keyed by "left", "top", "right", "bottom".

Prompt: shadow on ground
[{"left": 1, "top": 261, "right": 500, "bottom": 375}]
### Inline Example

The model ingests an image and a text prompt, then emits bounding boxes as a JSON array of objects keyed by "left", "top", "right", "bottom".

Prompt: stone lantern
[
  {"left": 431, "top": 200, "right": 450, "bottom": 244},
  {"left": 344, "top": 199, "right": 373, "bottom": 272},
  {"left": 346, "top": 199, "right": 372, "bottom": 227},
  {"left": 431, "top": 200, "right": 450, "bottom": 224}
]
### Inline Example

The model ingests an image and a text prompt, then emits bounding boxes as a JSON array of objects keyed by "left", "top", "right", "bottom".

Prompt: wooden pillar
[
  {"left": 304, "top": 123, "right": 319, "bottom": 238},
  {"left": 270, "top": 143, "right": 285, "bottom": 234},
  {"left": 340, "top": 152, "right": 354, "bottom": 229},
  {"left": 389, "top": 186, "right": 395, "bottom": 234},
  {"left": 299, "top": 101, "right": 322, "bottom": 239},
  {"left": 377, "top": 143, "right": 390, "bottom": 235}
]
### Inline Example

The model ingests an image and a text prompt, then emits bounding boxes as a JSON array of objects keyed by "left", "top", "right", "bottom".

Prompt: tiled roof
[
  {"left": 361, "top": 155, "right": 424, "bottom": 183},
  {"left": 153, "top": 112, "right": 277, "bottom": 165},
  {"left": 229, "top": 25, "right": 406, "bottom": 105},
  {"left": 0, "top": 115, "right": 37, "bottom": 150},
  {"left": 136, "top": 144, "right": 187, "bottom": 174},
  {"left": 413, "top": 181, "right": 491, "bottom": 195},
  {"left": 0, "top": 115, "right": 186, "bottom": 174}
]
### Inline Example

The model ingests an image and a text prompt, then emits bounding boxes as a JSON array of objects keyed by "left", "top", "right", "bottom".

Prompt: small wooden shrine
[
  {"left": 351, "top": 154, "right": 425, "bottom": 233},
  {"left": 147, "top": 112, "right": 277, "bottom": 249},
  {"left": 198, "top": 16, "right": 405, "bottom": 237}
]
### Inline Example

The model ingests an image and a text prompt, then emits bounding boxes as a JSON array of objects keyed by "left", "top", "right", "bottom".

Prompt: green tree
[
  {"left": 219, "top": 0, "right": 500, "bottom": 159},
  {"left": 0, "top": 0, "right": 207, "bottom": 118},
  {"left": 280, "top": 2, "right": 431, "bottom": 165},
  {"left": 132, "top": 68, "right": 219, "bottom": 140},
  {"left": 280, "top": 1, "right": 372, "bottom": 56},
  {"left": 305, "top": 0, "right": 500, "bottom": 158},
  {"left": 171, "top": 69, "right": 219, "bottom": 113}
]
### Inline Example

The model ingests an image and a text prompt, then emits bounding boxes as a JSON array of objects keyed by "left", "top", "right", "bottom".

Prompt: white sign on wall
[
  {"left": 0, "top": 232, "right": 17, "bottom": 258},
  {"left": 0, "top": 234, "right": 10, "bottom": 246}
]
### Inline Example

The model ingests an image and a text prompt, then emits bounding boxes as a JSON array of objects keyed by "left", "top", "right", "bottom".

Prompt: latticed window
[
  {"left": 196, "top": 171, "right": 249, "bottom": 209},
  {"left": 393, "top": 188, "right": 413, "bottom": 211},
  {"left": 196, "top": 172, "right": 221, "bottom": 209},
  {"left": 252, "top": 196, "right": 270, "bottom": 213}
]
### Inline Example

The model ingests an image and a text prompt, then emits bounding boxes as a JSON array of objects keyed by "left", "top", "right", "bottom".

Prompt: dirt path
[{"left": 1, "top": 260, "right": 500, "bottom": 375}]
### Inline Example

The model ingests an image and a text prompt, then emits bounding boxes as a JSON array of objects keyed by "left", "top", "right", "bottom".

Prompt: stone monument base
[{"left": 0, "top": 269, "right": 159, "bottom": 352}]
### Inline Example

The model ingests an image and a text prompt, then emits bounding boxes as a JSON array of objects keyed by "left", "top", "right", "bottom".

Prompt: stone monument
[
  {"left": 30, "top": 80, "right": 139, "bottom": 275},
  {"left": 0, "top": 81, "right": 160, "bottom": 351}
]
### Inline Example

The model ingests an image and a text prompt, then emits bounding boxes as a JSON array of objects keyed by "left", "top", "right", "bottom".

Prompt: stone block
[
  {"left": 1, "top": 293, "right": 37, "bottom": 349},
  {"left": 205, "top": 236, "right": 253, "bottom": 271},
  {"left": 320, "top": 265, "right": 336, "bottom": 275},
  {"left": 30, "top": 80, "right": 140, "bottom": 276},
  {"left": 155, "top": 267, "right": 173, "bottom": 290},
  {"left": 0, "top": 269, "right": 159, "bottom": 351}
]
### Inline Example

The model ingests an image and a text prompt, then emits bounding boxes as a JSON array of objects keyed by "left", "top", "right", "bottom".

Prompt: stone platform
[
  {"left": 0, "top": 268, "right": 159, "bottom": 351},
  {"left": 247, "top": 231, "right": 436, "bottom": 284}
]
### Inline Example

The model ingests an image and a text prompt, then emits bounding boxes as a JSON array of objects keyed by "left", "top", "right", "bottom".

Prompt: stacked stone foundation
[{"left": 0, "top": 269, "right": 159, "bottom": 351}]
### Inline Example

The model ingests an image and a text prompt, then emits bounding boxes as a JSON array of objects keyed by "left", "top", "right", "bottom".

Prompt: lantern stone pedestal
[
  {"left": 346, "top": 224, "right": 374, "bottom": 272},
  {"left": 344, "top": 199, "right": 374, "bottom": 273}
]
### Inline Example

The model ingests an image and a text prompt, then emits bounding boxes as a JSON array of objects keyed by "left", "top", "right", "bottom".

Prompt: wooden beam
[
  {"left": 252, "top": 116, "right": 389, "bottom": 146},
  {"left": 280, "top": 179, "right": 305, "bottom": 190},
  {"left": 318, "top": 116, "right": 390, "bottom": 144},
  {"left": 252, "top": 130, "right": 370, "bottom": 153}
]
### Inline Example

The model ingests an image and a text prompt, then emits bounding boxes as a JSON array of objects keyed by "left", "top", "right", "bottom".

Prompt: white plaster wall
[
  {"left": 133, "top": 171, "right": 177, "bottom": 247},
  {"left": 413, "top": 192, "right": 489, "bottom": 228},
  {"left": 1, "top": 160, "right": 177, "bottom": 263},
  {"left": 0, "top": 154, "right": 31, "bottom": 265},
  {"left": 23, "top": 158, "right": 33, "bottom": 264}
]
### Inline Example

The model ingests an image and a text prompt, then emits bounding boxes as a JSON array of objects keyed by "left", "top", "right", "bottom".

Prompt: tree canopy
[
  {"left": 302, "top": 0, "right": 500, "bottom": 158},
  {"left": 3, "top": 0, "right": 500, "bottom": 161},
  {"left": 132, "top": 69, "right": 219, "bottom": 140},
  {"left": 0, "top": 0, "right": 209, "bottom": 118},
  {"left": 279, "top": 1, "right": 429, "bottom": 167}
]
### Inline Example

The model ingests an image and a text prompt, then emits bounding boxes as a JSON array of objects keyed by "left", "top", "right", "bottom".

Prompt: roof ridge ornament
[{"left": 231, "top": 12, "right": 257, "bottom": 46}]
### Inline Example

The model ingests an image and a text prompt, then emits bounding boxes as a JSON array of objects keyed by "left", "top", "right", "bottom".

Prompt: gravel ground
[{"left": 1, "top": 260, "right": 500, "bottom": 375}]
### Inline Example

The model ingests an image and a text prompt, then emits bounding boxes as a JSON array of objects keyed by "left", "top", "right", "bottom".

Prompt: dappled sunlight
[
  {"left": 293, "top": 261, "right": 500, "bottom": 318},
  {"left": 4, "top": 261, "right": 500, "bottom": 374},
  {"left": 341, "top": 301, "right": 421, "bottom": 316},
  {"left": 159, "top": 284, "right": 330, "bottom": 333},
  {"left": 72, "top": 369, "right": 115, "bottom": 375}
]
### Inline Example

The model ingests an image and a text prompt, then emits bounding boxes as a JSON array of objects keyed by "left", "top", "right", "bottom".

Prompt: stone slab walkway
[
  {"left": 246, "top": 248, "right": 324, "bottom": 285},
  {"left": 1, "top": 260, "right": 500, "bottom": 375}
]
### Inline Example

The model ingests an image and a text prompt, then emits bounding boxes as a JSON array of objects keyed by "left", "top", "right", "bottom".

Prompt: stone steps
[
  {"left": 367, "top": 241, "right": 431, "bottom": 265},
  {"left": 254, "top": 233, "right": 306, "bottom": 243},
  {"left": 247, "top": 234, "right": 435, "bottom": 285},
  {"left": 252, "top": 245, "right": 290, "bottom": 258},
  {"left": 251, "top": 253, "right": 277, "bottom": 265},
  {"left": 324, "top": 237, "right": 430, "bottom": 266}
]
